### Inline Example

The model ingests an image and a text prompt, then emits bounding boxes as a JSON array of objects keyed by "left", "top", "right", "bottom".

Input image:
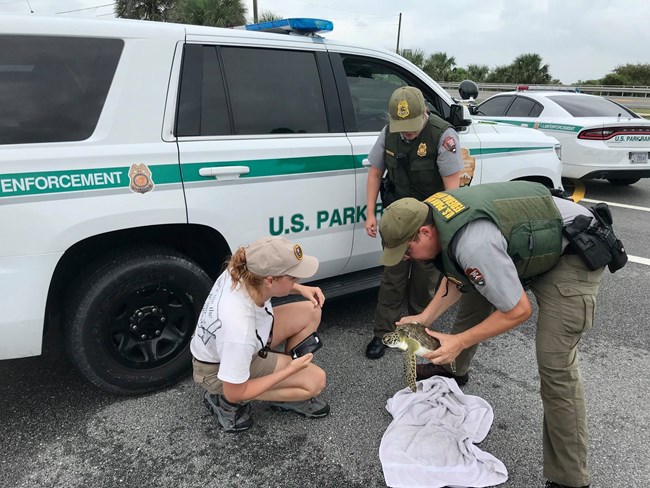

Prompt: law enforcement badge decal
[
  {"left": 397, "top": 100, "right": 410, "bottom": 119},
  {"left": 442, "top": 136, "right": 457, "bottom": 153},
  {"left": 460, "top": 148, "right": 476, "bottom": 187},
  {"left": 129, "top": 163, "right": 155, "bottom": 194},
  {"left": 465, "top": 267, "right": 485, "bottom": 286},
  {"left": 417, "top": 143, "right": 427, "bottom": 157},
  {"left": 293, "top": 244, "right": 304, "bottom": 260}
]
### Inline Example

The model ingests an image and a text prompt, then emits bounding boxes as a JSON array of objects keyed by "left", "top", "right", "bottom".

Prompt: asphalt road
[{"left": 1, "top": 180, "right": 650, "bottom": 488}]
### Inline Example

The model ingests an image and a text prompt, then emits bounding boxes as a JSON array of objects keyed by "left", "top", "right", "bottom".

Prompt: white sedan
[{"left": 472, "top": 89, "right": 650, "bottom": 185}]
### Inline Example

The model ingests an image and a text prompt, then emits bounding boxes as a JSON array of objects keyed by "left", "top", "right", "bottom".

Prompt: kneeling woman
[{"left": 190, "top": 236, "right": 328, "bottom": 432}]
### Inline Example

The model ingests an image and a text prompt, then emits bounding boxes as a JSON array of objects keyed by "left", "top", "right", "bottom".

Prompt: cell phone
[{"left": 289, "top": 332, "right": 322, "bottom": 359}]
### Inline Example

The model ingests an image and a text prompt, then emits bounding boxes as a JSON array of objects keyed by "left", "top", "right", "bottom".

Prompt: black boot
[{"left": 365, "top": 336, "right": 386, "bottom": 359}]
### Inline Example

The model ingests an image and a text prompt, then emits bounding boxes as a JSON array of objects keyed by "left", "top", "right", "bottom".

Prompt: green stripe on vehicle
[
  {"left": 180, "top": 154, "right": 357, "bottom": 182},
  {"left": 485, "top": 119, "right": 583, "bottom": 133}
]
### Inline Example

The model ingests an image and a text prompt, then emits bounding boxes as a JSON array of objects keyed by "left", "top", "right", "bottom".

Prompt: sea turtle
[{"left": 382, "top": 322, "right": 456, "bottom": 392}]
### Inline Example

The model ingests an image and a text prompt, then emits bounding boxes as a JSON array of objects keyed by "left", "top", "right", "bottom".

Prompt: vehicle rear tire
[
  {"left": 64, "top": 247, "right": 213, "bottom": 395},
  {"left": 607, "top": 177, "right": 640, "bottom": 185}
]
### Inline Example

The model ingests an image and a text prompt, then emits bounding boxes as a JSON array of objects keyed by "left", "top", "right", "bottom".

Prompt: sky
[{"left": 2, "top": 0, "right": 649, "bottom": 84}]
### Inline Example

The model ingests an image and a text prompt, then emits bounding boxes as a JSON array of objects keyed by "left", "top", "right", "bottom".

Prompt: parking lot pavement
[{"left": 2, "top": 180, "right": 650, "bottom": 488}]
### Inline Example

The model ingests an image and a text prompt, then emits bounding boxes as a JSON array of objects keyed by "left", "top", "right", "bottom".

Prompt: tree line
[
  {"left": 116, "top": 2, "right": 649, "bottom": 87},
  {"left": 399, "top": 48, "right": 650, "bottom": 87},
  {"left": 115, "top": 0, "right": 280, "bottom": 27}
]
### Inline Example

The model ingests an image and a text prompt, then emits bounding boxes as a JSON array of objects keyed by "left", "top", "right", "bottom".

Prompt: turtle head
[{"left": 382, "top": 331, "right": 405, "bottom": 349}]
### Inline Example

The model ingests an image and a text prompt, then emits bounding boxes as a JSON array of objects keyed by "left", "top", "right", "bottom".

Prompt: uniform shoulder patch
[
  {"left": 464, "top": 267, "right": 485, "bottom": 286},
  {"left": 442, "top": 135, "right": 457, "bottom": 153}
]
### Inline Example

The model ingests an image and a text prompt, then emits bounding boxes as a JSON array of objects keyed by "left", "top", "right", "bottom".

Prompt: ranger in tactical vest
[
  {"left": 364, "top": 86, "right": 463, "bottom": 359},
  {"left": 379, "top": 181, "right": 608, "bottom": 488}
]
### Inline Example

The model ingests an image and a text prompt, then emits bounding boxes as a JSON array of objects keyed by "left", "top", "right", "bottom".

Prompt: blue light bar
[{"left": 244, "top": 18, "right": 333, "bottom": 34}]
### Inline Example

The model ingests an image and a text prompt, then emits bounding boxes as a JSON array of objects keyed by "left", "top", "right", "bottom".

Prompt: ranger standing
[{"left": 364, "top": 86, "right": 463, "bottom": 359}]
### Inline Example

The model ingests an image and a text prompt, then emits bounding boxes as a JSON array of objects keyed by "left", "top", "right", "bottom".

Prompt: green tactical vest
[
  {"left": 425, "top": 181, "right": 563, "bottom": 289},
  {"left": 384, "top": 114, "right": 452, "bottom": 201}
]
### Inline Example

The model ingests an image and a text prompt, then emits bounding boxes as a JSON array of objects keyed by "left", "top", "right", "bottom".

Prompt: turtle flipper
[
  {"left": 404, "top": 352, "right": 417, "bottom": 392},
  {"left": 449, "top": 360, "right": 457, "bottom": 373}
]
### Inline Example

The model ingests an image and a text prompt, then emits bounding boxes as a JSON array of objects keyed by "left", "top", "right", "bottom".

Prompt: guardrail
[{"left": 438, "top": 82, "right": 650, "bottom": 98}]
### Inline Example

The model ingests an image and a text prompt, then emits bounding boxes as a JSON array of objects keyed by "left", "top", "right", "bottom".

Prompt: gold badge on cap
[
  {"left": 417, "top": 143, "right": 427, "bottom": 157},
  {"left": 293, "top": 244, "right": 303, "bottom": 260},
  {"left": 397, "top": 100, "right": 410, "bottom": 119}
]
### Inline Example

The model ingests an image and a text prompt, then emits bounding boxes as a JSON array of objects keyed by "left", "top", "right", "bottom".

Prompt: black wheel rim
[{"left": 103, "top": 283, "right": 196, "bottom": 370}]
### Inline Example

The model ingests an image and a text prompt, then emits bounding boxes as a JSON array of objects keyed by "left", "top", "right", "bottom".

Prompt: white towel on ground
[{"left": 379, "top": 376, "right": 508, "bottom": 488}]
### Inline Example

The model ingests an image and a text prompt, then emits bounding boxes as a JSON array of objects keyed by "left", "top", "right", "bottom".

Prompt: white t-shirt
[{"left": 190, "top": 271, "right": 273, "bottom": 384}]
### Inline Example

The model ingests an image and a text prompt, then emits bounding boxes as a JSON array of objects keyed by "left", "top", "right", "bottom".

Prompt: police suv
[{"left": 0, "top": 15, "right": 563, "bottom": 394}]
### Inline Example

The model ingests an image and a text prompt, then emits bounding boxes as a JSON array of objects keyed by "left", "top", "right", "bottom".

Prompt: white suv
[{"left": 0, "top": 15, "right": 562, "bottom": 394}]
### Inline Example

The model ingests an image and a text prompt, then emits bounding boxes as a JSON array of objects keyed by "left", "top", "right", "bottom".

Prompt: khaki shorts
[{"left": 192, "top": 352, "right": 279, "bottom": 395}]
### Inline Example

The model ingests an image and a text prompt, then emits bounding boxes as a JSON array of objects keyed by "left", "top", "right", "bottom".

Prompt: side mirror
[
  {"left": 448, "top": 103, "right": 471, "bottom": 128},
  {"left": 458, "top": 80, "right": 479, "bottom": 101}
]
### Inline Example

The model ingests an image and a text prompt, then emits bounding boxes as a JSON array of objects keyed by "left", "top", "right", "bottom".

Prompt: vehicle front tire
[
  {"left": 608, "top": 177, "right": 640, "bottom": 185},
  {"left": 64, "top": 247, "right": 213, "bottom": 395}
]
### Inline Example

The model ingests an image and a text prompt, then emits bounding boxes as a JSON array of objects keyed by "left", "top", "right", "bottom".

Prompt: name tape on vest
[{"left": 425, "top": 192, "right": 468, "bottom": 221}]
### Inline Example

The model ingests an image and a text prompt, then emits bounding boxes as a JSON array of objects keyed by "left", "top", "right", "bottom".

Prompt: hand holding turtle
[
  {"left": 396, "top": 314, "right": 428, "bottom": 327},
  {"left": 422, "top": 329, "right": 466, "bottom": 366}
]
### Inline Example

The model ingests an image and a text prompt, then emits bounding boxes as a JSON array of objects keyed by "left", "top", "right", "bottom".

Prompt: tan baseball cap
[
  {"left": 379, "top": 198, "right": 429, "bottom": 266},
  {"left": 246, "top": 237, "right": 319, "bottom": 278},
  {"left": 388, "top": 86, "right": 426, "bottom": 133}
]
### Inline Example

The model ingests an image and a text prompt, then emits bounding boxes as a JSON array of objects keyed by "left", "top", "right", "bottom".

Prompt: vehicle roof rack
[{"left": 235, "top": 18, "right": 333, "bottom": 36}]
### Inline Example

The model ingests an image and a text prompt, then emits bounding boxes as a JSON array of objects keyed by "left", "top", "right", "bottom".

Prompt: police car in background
[
  {"left": 0, "top": 15, "right": 562, "bottom": 394},
  {"left": 471, "top": 87, "right": 650, "bottom": 185}
]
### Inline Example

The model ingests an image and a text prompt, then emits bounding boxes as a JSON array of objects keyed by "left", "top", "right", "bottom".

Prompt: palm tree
[
  {"left": 172, "top": 0, "right": 247, "bottom": 28},
  {"left": 508, "top": 53, "right": 552, "bottom": 84},
  {"left": 423, "top": 52, "right": 456, "bottom": 81},
  {"left": 398, "top": 49, "right": 425, "bottom": 70},
  {"left": 115, "top": 0, "right": 176, "bottom": 21},
  {"left": 258, "top": 11, "right": 282, "bottom": 23},
  {"left": 465, "top": 64, "right": 490, "bottom": 83}
]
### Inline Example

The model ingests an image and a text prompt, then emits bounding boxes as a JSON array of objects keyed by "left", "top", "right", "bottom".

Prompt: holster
[
  {"left": 562, "top": 203, "right": 628, "bottom": 273},
  {"left": 379, "top": 177, "right": 397, "bottom": 208}
]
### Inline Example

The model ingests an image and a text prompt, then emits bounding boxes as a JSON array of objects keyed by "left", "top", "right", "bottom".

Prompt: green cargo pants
[
  {"left": 373, "top": 259, "right": 440, "bottom": 337},
  {"left": 445, "top": 254, "right": 603, "bottom": 487}
]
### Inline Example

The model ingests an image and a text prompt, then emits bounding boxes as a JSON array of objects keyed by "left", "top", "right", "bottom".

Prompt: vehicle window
[
  {"left": 177, "top": 45, "right": 230, "bottom": 137},
  {"left": 0, "top": 35, "right": 123, "bottom": 145},
  {"left": 529, "top": 102, "right": 543, "bottom": 117},
  {"left": 340, "top": 55, "right": 449, "bottom": 132},
  {"left": 221, "top": 47, "right": 328, "bottom": 135},
  {"left": 476, "top": 96, "right": 513, "bottom": 116},
  {"left": 548, "top": 95, "right": 638, "bottom": 117},
  {"left": 506, "top": 97, "right": 542, "bottom": 117}
]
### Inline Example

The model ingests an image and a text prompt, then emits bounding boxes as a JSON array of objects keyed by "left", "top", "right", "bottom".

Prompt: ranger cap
[
  {"left": 246, "top": 237, "right": 319, "bottom": 278},
  {"left": 379, "top": 198, "right": 429, "bottom": 266},
  {"left": 388, "top": 86, "right": 426, "bottom": 133}
]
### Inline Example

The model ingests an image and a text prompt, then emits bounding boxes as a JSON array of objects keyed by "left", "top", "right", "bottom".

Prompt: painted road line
[
  {"left": 582, "top": 198, "right": 650, "bottom": 212},
  {"left": 628, "top": 255, "right": 650, "bottom": 266}
]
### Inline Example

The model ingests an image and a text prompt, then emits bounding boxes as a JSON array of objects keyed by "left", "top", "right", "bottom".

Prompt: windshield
[{"left": 548, "top": 95, "right": 638, "bottom": 118}]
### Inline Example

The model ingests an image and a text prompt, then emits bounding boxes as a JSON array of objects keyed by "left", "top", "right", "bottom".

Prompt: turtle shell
[{"left": 398, "top": 322, "right": 441, "bottom": 356}]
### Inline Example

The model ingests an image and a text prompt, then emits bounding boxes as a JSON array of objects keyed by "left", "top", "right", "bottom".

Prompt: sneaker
[
  {"left": 544, "top": 481, "right": 589, "bottom": 488},
  {"left": 269, "top": 397, "right": 330, "bottom": 418},
  {"left": 416, "top": 363, "right": 469, "bottom": 386},
  {"left": 203, "top": 391, "right": 253, "bottom": 432}
]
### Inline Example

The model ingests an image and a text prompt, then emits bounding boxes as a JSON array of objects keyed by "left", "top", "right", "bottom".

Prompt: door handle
[
  {"left": 198, "top": 166, "right": 250, "bottom": 181},
  {"left": 362, "top": 158, "right": 371, "bottom": 167}
]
